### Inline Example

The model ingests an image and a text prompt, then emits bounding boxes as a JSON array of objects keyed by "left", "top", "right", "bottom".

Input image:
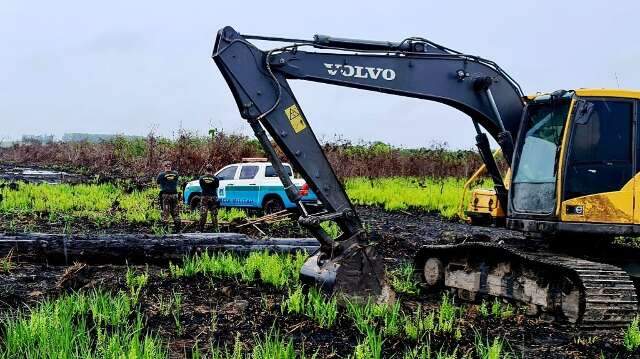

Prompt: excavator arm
[{"left": 212, "top": 26, "right": 526, "bottom": 300}]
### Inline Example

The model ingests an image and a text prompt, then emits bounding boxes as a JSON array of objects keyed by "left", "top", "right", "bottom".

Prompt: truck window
[
  {"left": 216, "top": 166, "right": 238, "bottom": 180},
  {"left": 239, "top": 165, "right": 259, "bottom": 179},
  {"left": 265, "top": 165, "right": 293, "bottom": 178}
]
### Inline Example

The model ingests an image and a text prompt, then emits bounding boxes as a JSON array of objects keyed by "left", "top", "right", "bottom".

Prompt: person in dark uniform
[
  {"left": 157, "top": 161, "right": 181, "bottom": 232},
  {"left": 198, "top": 164, "right": 220, "bottom": 232}
]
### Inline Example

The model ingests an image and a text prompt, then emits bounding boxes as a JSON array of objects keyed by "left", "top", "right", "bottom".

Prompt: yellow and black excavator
[{"left": 212, "top": 26, "right": 640, "bottom": 328}]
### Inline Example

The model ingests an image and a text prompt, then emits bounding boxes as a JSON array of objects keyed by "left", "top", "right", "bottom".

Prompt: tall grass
[
  {"left": 0, "top": 182, "right": 246, "bottom": 228},
  {"left": 403, "top": 305, "right": 435, "bottom": 342},
  {"left": 283, "top": 286, "right": 338, "bottom": 328},
  {"left": 169, "top": 250, "right": 307, "bottom": 289},
  {"left": 388, "top": 263, "right": 421, "bottom": 295},
  {"left": 624, "top": 316, "right": 640, "bottom": 352},
  {"left": 474, "top": 332, "right": 508, "bottom": 359},
  {"left": 353, "top": 326, "right": 383, "bottom": 359},
  {"left": 194, "top": 329, "right": 317, "bottom": 359},
  {"left": 345, "top": 177, "right": 492, "bottom": 218},
  {"left": 1, "top": 290, "right": 165, "bottom": 358}
]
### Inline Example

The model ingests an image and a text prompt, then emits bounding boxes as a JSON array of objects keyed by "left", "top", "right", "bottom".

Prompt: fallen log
[{"left": 0, "top": 233, "right": 319, "bottom": 265}]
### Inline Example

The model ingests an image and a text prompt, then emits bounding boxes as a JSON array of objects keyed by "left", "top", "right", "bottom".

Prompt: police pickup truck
[{"left": 183, "top": 159, "right": 319, "bottom": 213}]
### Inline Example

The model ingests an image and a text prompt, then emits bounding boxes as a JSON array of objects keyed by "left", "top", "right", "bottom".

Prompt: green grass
[
  {"left": 402, "top": 344, "right": 460, "bottom": 359},
  {"left": 1, "top": 290, "right": 165, "bottom": 358},
  {"left": 304, "top": 288, "right": 339, "bottom": 328},
  {"left": 320, "top": 221, "right": 342, "bottom": 238},
  {"left": 169, "top": 250, "right": 307, "bottom": 289},
  {"left": 0, "top": 251, "right": 13, "bottom": 273},
  {"left": 352, "top": 326, "right": 383, "bottom": 359},
  {"left": 1, "top": 248, "right": 523, "bottom": 358},
  {"left": 474, "top": 332, "right": 509, "bottom": 359},
  {"left": 489, "top": 298, "right": 514, "bottom": 319},
  {"left": 283, "top": 286, "right": 338, "bottom": 328},
  {"left": 345, "top": 295, "right": 458, "bottom": 340},
  {"left": 283, "top": 285, "right": 306, "bottom": 315},
  {"left": 0, "top": 182, "right": 247, "bottom": 229},
  {"left": 436, "top": 294, "right": 460, "bottom": 334},
  {"left": 171, "top": 291, "right": 184, "bottom": 335},
  {"left": 345, "top": 177, "right": 492, "bottom": 219},
  {"left": 125, "top": 265, "right": 149, "bottom": 303},
  {"left": 624, "top": 316, "right": 640, "bottom": 352},
  {"left": 1, "top": 177, "right": 488, "bottom": 229},
  {"left": 388, "top": 263, "right": 421, "bottom": 295},
  {"left": 403, "top": 305, "right": 435, "bottom": 342},
  {"left": 194, "top": 329, "right": 317, "bottom": 359}
]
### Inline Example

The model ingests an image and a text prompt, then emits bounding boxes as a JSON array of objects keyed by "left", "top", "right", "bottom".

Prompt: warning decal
[{"left": 284, "top": 104, "right": 306, "bottom": 133}]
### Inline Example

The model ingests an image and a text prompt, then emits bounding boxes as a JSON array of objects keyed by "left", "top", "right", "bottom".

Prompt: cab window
[
  {"left": 239, "top": 165, "right": 259, "bottom": 179},
  {"left": 265, "top": 165, "right": 293, "bottom": 178},
  {"left": 564, "top": 99, "right": 633, "bottom": 200},
  {"left": 216, "top": 166, "right": 238, "bottom": 180}
]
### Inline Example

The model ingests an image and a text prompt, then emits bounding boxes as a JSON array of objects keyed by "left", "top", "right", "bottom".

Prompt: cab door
[
  {"left": 234, "top": 164, "right": 261, "bottom": 207},
  {"left": 215, "top": 165, "right": 238, "bottom": 207},
  {"left": 561, "top": 98, "right": 635, "bottom": 224}
]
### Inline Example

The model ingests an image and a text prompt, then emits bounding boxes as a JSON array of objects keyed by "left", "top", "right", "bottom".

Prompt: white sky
[{"left": 1, "top": 0, "right": 639, "bottom": 148}]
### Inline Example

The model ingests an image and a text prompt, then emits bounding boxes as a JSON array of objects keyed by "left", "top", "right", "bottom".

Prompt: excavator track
[{"left": 416, "top": 242, "right": 638, "bottom": 329}]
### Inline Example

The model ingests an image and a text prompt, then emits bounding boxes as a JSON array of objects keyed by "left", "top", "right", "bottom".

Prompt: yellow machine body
[{"left": 465, "top": 188, "right": 506, "bottom": 225}]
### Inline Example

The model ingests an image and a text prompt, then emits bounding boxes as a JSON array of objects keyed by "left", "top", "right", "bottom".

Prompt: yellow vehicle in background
[{"left": 459, "top": 150, "right": 509, "bottom": 226}]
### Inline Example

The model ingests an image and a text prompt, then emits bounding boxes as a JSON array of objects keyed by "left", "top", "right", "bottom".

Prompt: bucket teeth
[{"left": 300, "top": 243, "right": 395, "bottom": 305}]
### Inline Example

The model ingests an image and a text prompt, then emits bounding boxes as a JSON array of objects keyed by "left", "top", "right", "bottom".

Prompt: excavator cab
[{"left": 508, "top": 89, "right": 640, "bottom": 236}]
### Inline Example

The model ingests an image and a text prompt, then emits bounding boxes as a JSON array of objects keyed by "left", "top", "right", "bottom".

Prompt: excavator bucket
[{"left": 300, "top": 240, "right": 395, "bottom": 304}]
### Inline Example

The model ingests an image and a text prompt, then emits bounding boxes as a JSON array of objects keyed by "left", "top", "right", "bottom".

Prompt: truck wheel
[
  {"left": 262, "top": 197, "right": 284, "bottom": 214},
  {"left": 189, "top": 194, "right": 201, "bottom": 211}
]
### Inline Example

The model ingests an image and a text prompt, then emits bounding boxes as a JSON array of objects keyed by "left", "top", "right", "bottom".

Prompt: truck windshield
[{"left": 511, "top": 100, "right": 571, "bottom": 213}]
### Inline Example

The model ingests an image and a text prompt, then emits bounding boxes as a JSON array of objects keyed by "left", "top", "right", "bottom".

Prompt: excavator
[{"left": 212, "top": 26, "right": 640, "bottom": 328}]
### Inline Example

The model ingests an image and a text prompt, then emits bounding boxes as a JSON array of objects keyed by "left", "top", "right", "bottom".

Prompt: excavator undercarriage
[{"left": 416, "top": 242, "right": 638, "bottom": 328}]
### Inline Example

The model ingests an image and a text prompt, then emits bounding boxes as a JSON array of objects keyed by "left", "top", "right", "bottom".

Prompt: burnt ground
[
  {"left": 1, "top": 207, "right": 637, "bottom": 358},
  {"left": 2, "top": 263, "right": 634, "bottom": 358},
  {"left": 355, "top": 206, "right": 523, "bottom": 263}
]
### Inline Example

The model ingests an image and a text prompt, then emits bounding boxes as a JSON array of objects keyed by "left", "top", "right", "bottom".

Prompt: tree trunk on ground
[{"left": 0, "top": 233, "right": 319, "bottom": 265}]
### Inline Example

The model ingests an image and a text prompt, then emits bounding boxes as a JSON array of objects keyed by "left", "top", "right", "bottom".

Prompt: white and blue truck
[{"left": 183, "top": 159, "right": 319, "bottom": 213}]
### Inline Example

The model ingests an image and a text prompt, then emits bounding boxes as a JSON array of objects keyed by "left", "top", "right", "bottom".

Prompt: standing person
[
  {"left": 199, "top": 164, "right": 220, "bottom": 232},
  {"left": 157, "top": 161, "right": 181, "bottom": 232}
]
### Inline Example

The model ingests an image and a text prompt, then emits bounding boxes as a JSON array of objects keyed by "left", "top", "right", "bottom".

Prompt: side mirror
[{"left": 574, "top": 99, "right": 594, "bottom": 125}]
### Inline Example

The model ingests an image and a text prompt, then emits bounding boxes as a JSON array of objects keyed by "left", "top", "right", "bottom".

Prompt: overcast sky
[{"left": 2, "top": 1, "right": 638, "bottom": 148}]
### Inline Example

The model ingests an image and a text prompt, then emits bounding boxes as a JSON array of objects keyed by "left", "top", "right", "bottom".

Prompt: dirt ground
[{"left": 1, "top": 207, "right": 636, "bottom": 358}]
